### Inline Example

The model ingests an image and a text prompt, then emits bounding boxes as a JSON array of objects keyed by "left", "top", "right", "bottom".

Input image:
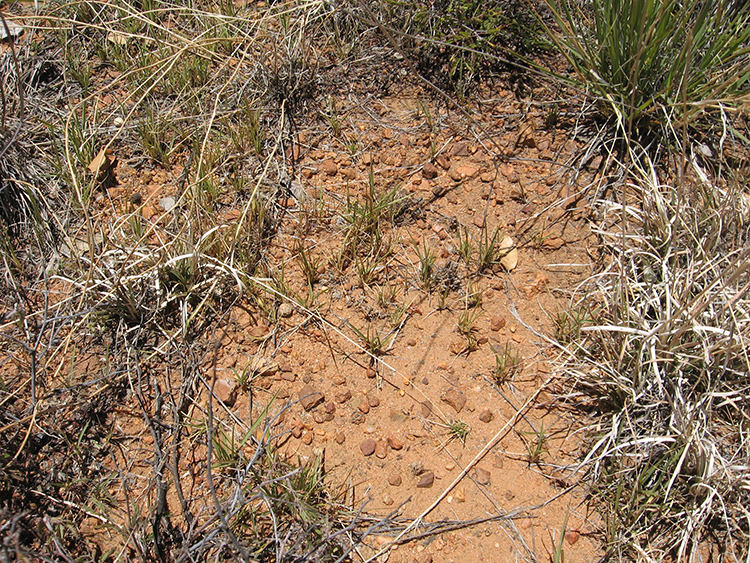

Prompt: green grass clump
[{"left": 544, "top": 0, "right": 750, "bottom": 138}]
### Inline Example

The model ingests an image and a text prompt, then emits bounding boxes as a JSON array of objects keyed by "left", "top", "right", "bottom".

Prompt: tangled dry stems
[{"left": 554, "top": 137, "right": 750, "bottom": 560}]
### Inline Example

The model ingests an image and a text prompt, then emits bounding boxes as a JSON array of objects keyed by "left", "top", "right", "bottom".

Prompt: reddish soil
[{"left": 97, "top": 83, "right": 602, "bottom": 561}]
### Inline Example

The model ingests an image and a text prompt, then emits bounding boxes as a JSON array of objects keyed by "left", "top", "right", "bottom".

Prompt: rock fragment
[
  {"left": 473, "top": 467, "right": 491, "bottom": 485},
  {"left": 442, "top": 389, "right": 466, "bottom": 413},
  {"left": 416, "top": 471, "right": 435, "bottom": 488},
  {"left": 299, "top": 385, "right": 324, "bottom": 411},
  {"left": 360, "top": 439, "right": 376, "bottom": 456}
]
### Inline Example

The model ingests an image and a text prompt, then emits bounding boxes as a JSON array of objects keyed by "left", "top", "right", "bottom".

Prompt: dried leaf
[
  {"left": 88, "top": 148, "right": 109, "bottom": 174},
  {"left": 107, "top": 31, "right": 129, "bottom": 45},
  {"left": 499, "top": 235, "right": 518, "bottom": 271}
]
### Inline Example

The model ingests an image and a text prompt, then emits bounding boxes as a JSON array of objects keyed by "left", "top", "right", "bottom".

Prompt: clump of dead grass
[{"left": 554, "top": 139, "right": 750, "bottom": 559}]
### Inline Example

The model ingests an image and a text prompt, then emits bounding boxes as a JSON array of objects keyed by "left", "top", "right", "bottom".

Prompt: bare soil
[{"left": 65, "top": 81, "right": 606, "bottom": 561}]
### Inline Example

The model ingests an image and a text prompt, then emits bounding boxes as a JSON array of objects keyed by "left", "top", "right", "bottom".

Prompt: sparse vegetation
[{"left": 1, "top": 0, "right": 748, "bottom": 560}]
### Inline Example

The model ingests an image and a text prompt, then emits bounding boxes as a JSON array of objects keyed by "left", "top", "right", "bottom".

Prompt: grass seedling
[
  {"left": 415, "top": 239, "right": 436, "bottom": 290},
  {"left": 477, "top": 225, "right": 502, "bottom": 273},
  {"left": 491, "top": 342, "right": 522, "bottom": 384},
  {"left": 295, "top": 241, "right": 324, "bottom": 287},
  {"left": 465, "top": 281, "right": 483, "bottom": 309},
  {"left": 524, "top": 422, "right": 548, "bottom": 465},
  {"left": 349, "top": 323, "right": 392, "bottom": 357},
  {"left": 457, "top": 307, "right": 482, "bottom": 353},
  {"left": 554, "top": 306, "right": 591, "bottom": 345},
  {"left": 448, "top": 420, "right": 470, "bottom": 444},
  {"left": 456, "top": 225, "right": 473, "bottom": 265}
]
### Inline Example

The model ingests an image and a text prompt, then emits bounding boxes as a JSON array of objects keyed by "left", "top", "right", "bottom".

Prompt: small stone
[
  {"left": 451, "top": 142, "right": 470, "bottom": 156},
  {"left": 277, "top": 388, "right": 290, "bottom": 399},
  {"left": 332, "top": 375, "right": 346, "bottom": 385},
  {"left": 367, "top": 394, "right": 380, "bottom": 408},
  {"left": 472, "top": 214, "right": 485, "bottom": 228},
  {"left": 458, "top": 165, "right": 479, "bottom": 179},
  {"left": 387, "top": 436, "right": 403, "bottom": 450},
  {"left": 351, "top": 411, "right": 365, "bottom": 424},
  {"left": 490, "top": 316, "right": 506, "bottom": 331},
  {"left": 320, "top": 159, "right": 338, "bottom": 176},
  {"left": 360, "top": 439, "right": 376, "bottom": 456},
  {"left": 493, "top": 454, "right": 504, "bottom": 469},
  {"left": 504, "top": 490, "right": 515, "bottom": 501},
  {"left": 278, "top": 302, "right": 294, "bottom": 318},
  {"left": 248, "top": 325, "right": 269, "bottom": 339},
  {"left": 406, "top": 337, "right": 417, "bottom": 347},
  {"left": 366, "top": 367, "right": 377, "bottom": 379},
  {"left": 565, "top": 530, "right": 580, "bottom": 545},
  {"left": 313, "top": 412, "right": 325, "bottom": 424},
  {"left": 390, "top": 410, "right": 408, "bottom": 423},
  {"left": 301, "top": 432, "right": 313, "bottom": 445},
  {"left": 416, "top": 554, "right": 433, "bottom": 563},
  {"left": 431, "top": 184, "right": 447, "bottom": 197},
  {"left": 442, "top": 389, "right": 466, "bottom": 413},
  {"left": 420, "top": 401, "right": 432, "bottom": 418},
  {"left": 334, "top": 432, "right": 346, "bottom": 444},
  {"left": 335, "top": 389, "right": 352, "bottom": 403},
  {"left": 159, "top": 196, "right": 176, "bottom": 212},
  {"left": 299, "top": 385, "right": 324, "bottom": 411},
  {"left": 382, "top": 493, "right": 394, "bottom": 506},
  {"left": 436, "top": 155, "right": 450, "bottom": 170},
  {"left": 375, "top": 441, "right": 388, "bottom": 459},
  {"left": 130, "top": 192, "right": 142, "bottom": 205},
  {"left": 479, "top": 409, "right": 493, "bottom": 423},
  {"left": 473, "top": 467, "right": 491, "bottom": 485},
  {"left": 214, "top": 378, "right": 237, "bottom": 406},
  {"left": 454, "top": 487, "right": 466, "bottom": 502},
  {"left": 501, "top": 164, "right": 519, "bottom": 183},
  {"left": 542, "top": 236, "right": 566, "bottom": 250},
  {"left": 291, "top": 425, "right": 303, "bottom": 439},
  {"left": 416, "top": 471, "right": 435, "bottom": 488},
  {"left": 422, "top": 162, "right": 438, "bottom": 179},
  {"left": 388, "top": 473, "right": 402, "bottom": 486},
  {"left": 358, "top": 400, "right": 370, "bottom": 414}
]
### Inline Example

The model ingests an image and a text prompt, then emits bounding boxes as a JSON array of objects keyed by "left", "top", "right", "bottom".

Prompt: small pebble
[
  {"left": 360, "top": 439, "right": 376, "bottom": 456},
  {"left": 565, "top": 530, "right": 580, "bottom": 545},
  {"left": 334, "top": 432, "right": 346, "bottom": 444},
  {"left": 420, "top": 401, "right": 432, "bottom": 418},
  {"left": 386, "top": 436, "right": 403, "bottom": 450},
  {"left": 473, "top": 467, "right": 491, "bottom": 485},
  {"left": 416, "top": 471, "right": 435, "bottom": 488},
  {"left": 358, "top": 400, "right": 370, "bottom": 414},
  {"left": 375, "top": 441, "right": 388, "bottom": 459},
  {"left": 388, "top": 473, "right": 402, "bottom": 486}
]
